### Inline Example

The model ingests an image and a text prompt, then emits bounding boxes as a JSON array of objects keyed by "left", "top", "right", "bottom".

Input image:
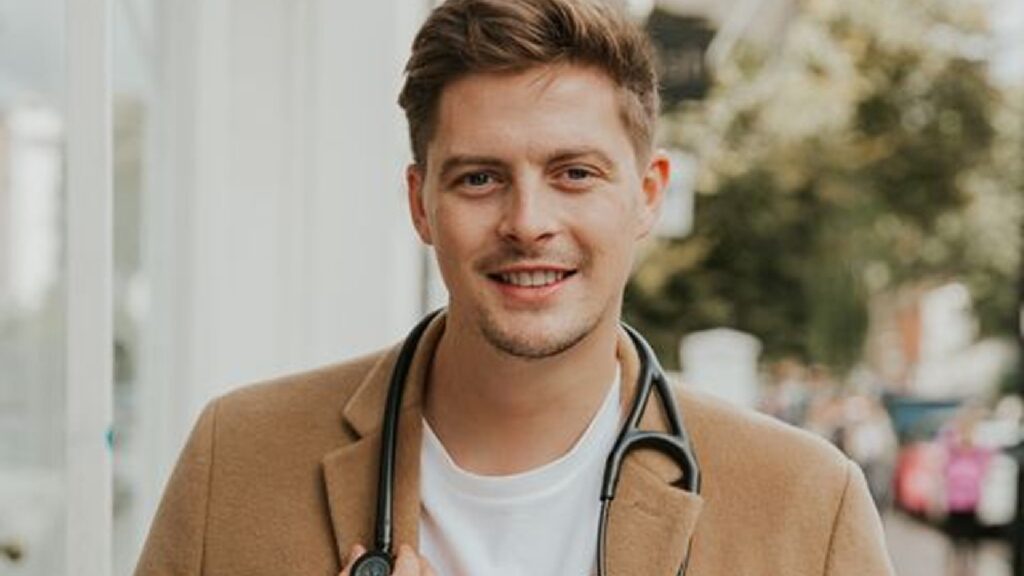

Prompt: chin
[{"left": 479, "top": 310, "right": 598, "bottom": 359}]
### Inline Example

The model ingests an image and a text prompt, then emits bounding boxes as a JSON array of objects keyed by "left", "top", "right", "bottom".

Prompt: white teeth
[{"left": 499, "top": 270, "right": 567, "bottom": 287}]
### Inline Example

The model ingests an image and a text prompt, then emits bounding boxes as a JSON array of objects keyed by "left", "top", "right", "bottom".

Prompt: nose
[{"left": 496, "top": 175, "right": 560, "bottom": 246}]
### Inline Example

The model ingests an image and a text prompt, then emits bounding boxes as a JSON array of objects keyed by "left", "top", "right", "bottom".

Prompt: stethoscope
[{"left": 351, "top": 310, "right": 701, "bottom": 576}]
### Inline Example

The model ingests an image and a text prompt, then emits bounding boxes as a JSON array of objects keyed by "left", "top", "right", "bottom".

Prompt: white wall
[{"left": 124, "top": 0, "right": 430, "bottom": 570}]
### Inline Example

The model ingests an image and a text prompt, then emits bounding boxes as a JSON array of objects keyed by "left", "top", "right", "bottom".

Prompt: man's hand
[{"left": 339, "top": 544, "right": 437, "bottom": 576}]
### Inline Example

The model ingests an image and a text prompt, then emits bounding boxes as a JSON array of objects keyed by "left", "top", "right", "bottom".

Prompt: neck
[{"left": 424, "top": 311, "right": 620, "bottom": 476}]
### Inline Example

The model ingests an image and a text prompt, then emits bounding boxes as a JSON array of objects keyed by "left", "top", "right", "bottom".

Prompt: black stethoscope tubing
[
  {"left": 596, "top": 323, "right": 701, "bottom": 576},
  {"left": 351, "top": 310, "right": 701, "bottom": 576}
]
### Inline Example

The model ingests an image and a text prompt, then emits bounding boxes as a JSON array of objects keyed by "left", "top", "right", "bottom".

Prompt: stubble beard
[
  {"left": 476, "top": 307, "right": 601, "bottom": 359},
  {"left": 468, "top": 245, "right": 608, "bottom": 358}
]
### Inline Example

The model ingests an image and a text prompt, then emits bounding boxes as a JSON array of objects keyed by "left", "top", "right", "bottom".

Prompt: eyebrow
[
  {"left": 437, "top": 147, "right": 617, "bottom": 181},
  {"left": 438, "top": 156, "right": 508, "bottom": 181},
  {"left": 546, "top": 147, "right": 616, "bottom": 171}
]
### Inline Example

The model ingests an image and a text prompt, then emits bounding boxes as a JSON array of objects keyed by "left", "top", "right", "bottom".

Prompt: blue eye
[
  {"left": 463, "top": 172, "right": 493, "bottom": 186},
  {"left": 452, "top": 170, "right": 503, "bottom": 196},
  {"left": 564, "top": 167, "right": 595, "bottom": 181}
]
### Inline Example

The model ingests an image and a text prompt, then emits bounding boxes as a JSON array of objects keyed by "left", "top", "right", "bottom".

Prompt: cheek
[
  {"left": 573, "top": 196, "right": 641, "bottom": 281},
  {"left": 430, "top": 204, "right": 493, "bottom": 265},
  {"left": 578, "top": 194, "right": 641, "bottom": 245}
]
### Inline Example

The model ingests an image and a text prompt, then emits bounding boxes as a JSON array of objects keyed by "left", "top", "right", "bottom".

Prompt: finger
[
  {"left": 350, "top": 544, "right": 366, "bottom": 564},
  {"left": 419, "top": 554, "right": 438, "bottom": 576},
  {"left": 393, "top": 544, "right": 418, "bottom": 575},
  {"left": 338, "top": 544, "right": 366, "bottom": 576}
]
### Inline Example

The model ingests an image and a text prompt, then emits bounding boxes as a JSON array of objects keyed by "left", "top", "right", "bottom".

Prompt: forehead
[{"left": 428, "top": 64, "right": 636, "bottom": 168}]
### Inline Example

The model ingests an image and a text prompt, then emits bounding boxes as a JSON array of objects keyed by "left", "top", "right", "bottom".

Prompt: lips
[
  {"left": 486, "top": 265, "right": 578, "bottom": 298},
  {"left": 495, "top": 269, "right": 572, "bottom": 287}
]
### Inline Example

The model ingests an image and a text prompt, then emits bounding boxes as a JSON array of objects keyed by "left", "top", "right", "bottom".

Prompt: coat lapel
[
  {"left": 606, "top": 329, "right": 704, "bottom": 575},
  {"left": 321, "top": 314, "right": 445, "bottom": 564},
  {"left": 321, "top": 315, "right": 704, "bottom": 576}
]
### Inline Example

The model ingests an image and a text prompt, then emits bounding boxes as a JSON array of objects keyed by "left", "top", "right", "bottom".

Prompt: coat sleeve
[
  {"left": 134, "top": 400, "right": 219, "bottom": 576},
  {"left": 824, "top": 459, "right": 896, "bottom": 575}
]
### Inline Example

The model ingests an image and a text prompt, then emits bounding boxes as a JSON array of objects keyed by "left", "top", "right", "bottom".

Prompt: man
[{"left": 136, "top": 0, "right": 895, "bottom": 574}]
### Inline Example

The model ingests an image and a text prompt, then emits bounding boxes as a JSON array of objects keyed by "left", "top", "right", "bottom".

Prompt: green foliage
[{"left": 626, "top": 0, "right": 1024, "bottom": 373}]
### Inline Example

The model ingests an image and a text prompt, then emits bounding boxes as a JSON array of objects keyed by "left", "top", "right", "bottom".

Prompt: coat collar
[{"left": 322, "top": 314, "right": 703, "bottom": 575}]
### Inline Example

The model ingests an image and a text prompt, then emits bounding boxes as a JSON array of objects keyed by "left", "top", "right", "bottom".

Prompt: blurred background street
[
  {"left": 887, "top": 511, "right": 1012, "bottom": 576},
  {"left": 629, "top": 0, "right": 1024, "bottom": 572}
]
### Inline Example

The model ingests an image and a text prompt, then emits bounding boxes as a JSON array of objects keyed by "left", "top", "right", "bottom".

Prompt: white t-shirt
[{"left": 419, "top": 369, "right": 622, "bottom": 576}]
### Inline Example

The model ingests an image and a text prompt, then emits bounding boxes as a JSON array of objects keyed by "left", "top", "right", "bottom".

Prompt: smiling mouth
[{"left": 488, "top": 269, "right": 577, "bottom": 288}]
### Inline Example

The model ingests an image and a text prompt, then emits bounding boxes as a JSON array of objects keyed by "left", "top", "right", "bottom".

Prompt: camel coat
[{"left": 135, "top": 316, "right": 895, "bottom": 575}]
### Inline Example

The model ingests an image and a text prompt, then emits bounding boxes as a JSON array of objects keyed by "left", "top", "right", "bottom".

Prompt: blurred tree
[{"left": 627, "top": 0, "right": 1023, "bottom": 374}]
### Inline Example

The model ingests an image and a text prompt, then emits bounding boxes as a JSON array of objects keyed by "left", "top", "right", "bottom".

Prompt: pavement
[{"left": 885, "top": 511, "right": 1012, "bottom": 576}]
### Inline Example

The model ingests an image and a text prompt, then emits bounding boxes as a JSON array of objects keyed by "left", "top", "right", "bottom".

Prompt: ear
[
  {"left": 635, "top": 151, "right": 670, "bottom": 239},
  {"left": 406, "top": 164, "right": 434, "bottom": 245}
]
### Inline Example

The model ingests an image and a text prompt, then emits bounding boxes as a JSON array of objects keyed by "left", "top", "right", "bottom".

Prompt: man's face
[{"left": 407, "top": 64, "right": 667, "bottom": 359}]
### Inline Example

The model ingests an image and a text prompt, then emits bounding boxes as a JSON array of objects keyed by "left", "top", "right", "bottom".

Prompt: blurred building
[
  {"left": 3, "top": 1, "right": 437, "bottom": 573},
  {"left": 865, "top": 282, "right": 1017, "bottom": 398},
  {"left": 641, "top": 0, "right": 796, "bottom": 106}
]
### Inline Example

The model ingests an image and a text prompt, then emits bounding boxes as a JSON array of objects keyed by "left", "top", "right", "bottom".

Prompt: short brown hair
[{"left": 398, "top": 0, "right": 659, "bottom": 166}]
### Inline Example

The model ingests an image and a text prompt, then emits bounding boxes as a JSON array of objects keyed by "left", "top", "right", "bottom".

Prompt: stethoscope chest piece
[{"left": 351, "top": 551, "right": 392, "bottom": 576}]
